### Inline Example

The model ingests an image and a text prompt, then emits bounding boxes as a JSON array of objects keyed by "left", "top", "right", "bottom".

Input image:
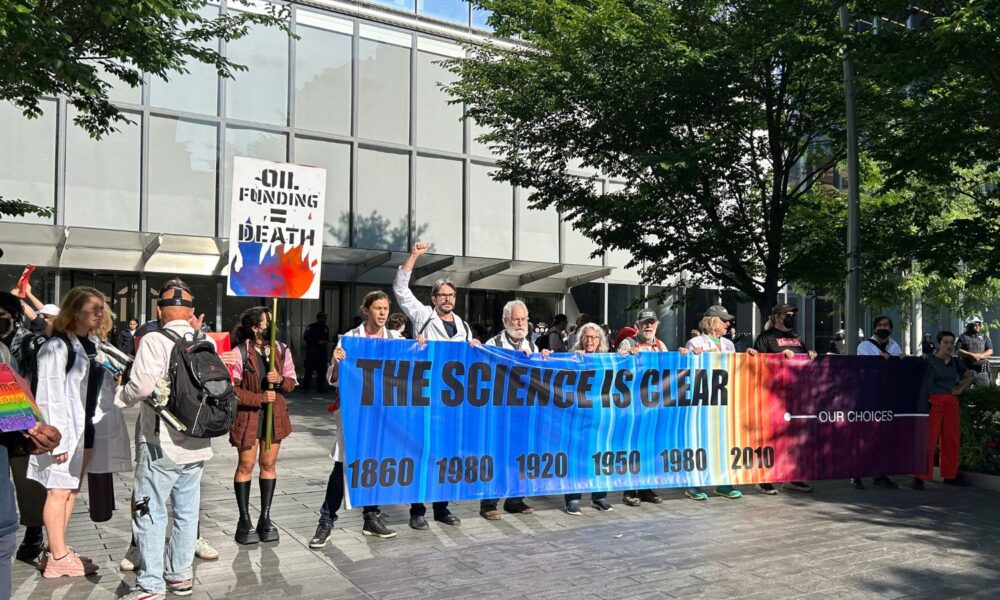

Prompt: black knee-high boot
[
  {"left": 257, "top": 478, "right": 279, "bottom": 542},
  {"left": 234, "top": 481, "right": 259, "bottom": 545}
]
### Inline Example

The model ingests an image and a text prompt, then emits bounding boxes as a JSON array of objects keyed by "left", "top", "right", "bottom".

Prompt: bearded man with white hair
[{"left": 478, "top": 300, "right": 550, "bottom": 520}]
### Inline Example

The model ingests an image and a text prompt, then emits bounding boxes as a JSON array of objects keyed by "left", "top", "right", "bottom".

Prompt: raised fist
[{"left": 411, "top": 242, "right": 430, "bottom": 256}]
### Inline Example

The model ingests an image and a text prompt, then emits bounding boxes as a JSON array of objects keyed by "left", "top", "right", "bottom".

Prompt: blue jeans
[
  {"left": 0, "top": 529, "right": 14, "bottom": 600},
  {"left": 132, "top": 443, "right": 204, "bottom": 594}
]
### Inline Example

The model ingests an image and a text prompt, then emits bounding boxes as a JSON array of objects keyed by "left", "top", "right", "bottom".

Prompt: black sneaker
[
  {"left": 592, "top": 498, "right": 614, "bottom": 512},
  {"left": 622, "top": 492, "right": 641, "bottom": 507},
  {"left": 308, "top": 523, "right": 333, "bottom": 549},
  {"left": 850, "top": 478, "right": 866, "bottom": 490},
  {"left": 873, "top": 476, "right": 899, "bottom": 489},
  {"left": 565, "top": 500, "right": 582, "bottom": 516},
  {"left": 434, "top": 511, "right": 461, "bottom": 526},
  {"left": 638, "top": 490, "right": 662, "bottom": 504},
  {"left": 362, "top": 513, "right": 397, "bottom": 539},
  {"left": 911, "top": 478, "right": 925, "bottom": 491},
  {"left": 409, "top": 515, "right": 429, "bottom": 530},
  {"left": 503, "top": 499, "right": 535, "bottom": 514},
  {"left": 756, "top": 483, "right": 778, "bottom": 495},
  {"left": 16, "top": 526, "right": 44, "bottom": 562}
]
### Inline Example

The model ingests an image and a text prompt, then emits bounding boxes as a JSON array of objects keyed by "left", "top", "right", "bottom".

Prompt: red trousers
[{"left": 923, "top": 393, "right": 960, "bottom": 480}]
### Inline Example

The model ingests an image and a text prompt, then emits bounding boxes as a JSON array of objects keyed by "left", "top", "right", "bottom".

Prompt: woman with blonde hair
[
  {"left": 564, "top": 322, "right": 615, "bottom": 515},
  {"left": 28, "top": 287, "right": 107, "bottom": 577}
]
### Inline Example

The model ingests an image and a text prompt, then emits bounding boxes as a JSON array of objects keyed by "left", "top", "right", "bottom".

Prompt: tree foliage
[
  {"left": 449, "top": 0, "right": 876, "bottom": 316},
  {"left": 0, "top": 0, "right": 291, "bottom": 138}
]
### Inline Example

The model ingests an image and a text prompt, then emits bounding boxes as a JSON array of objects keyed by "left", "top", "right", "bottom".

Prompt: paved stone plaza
[{"left": 12, "top": 392, "right": 1000, "bottom": 599}]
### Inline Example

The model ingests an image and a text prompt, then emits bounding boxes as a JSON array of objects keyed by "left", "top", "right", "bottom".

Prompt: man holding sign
[{"left": 393, "top": 242, "right": 473, "bottom": 530}]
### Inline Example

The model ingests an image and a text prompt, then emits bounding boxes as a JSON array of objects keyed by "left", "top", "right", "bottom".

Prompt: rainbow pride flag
[{"left": 0, "top": 364, "right": 44, "bottom": 432}]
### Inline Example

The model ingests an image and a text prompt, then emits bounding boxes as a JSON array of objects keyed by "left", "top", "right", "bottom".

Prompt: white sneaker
[
  {"left": 120, "top": 545, "right": 139, "bottom": 572},
  {"left": 195, "top": 537, "right": 219, "bottom": 561}
]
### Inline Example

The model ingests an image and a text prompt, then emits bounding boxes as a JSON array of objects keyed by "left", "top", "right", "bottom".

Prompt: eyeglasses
[
  {"left": 581, "top": 335, "right": 602, "bottom": 341},
  {"left": 434, "top": 293, "right": 456, "bottom": 299}
]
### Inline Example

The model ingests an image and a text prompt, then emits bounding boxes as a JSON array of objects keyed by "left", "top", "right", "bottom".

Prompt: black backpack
[
  {"left": 21, "top": 333, "right": 74, "bottom": 395},
  {"left": 155, "top": 328, "right": 237, "bottom": 438}
]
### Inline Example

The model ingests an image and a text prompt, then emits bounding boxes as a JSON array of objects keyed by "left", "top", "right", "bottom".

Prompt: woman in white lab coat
[{"left": 28, "top": 287, "right": 106, "bottom": 578}]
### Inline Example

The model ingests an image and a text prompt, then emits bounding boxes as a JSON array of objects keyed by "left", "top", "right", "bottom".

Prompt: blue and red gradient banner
[{"left": 338, "top": 337, "right": 930, "bottom": 506}]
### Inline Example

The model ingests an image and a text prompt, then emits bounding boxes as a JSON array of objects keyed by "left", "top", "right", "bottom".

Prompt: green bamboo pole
[{"left": 265, "top": 297, "right": 278, "bottom": 451}]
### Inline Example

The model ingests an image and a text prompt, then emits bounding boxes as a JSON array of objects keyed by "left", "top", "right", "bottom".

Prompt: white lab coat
[
  {"left": 88, "top": 364, "right": 132, "bottom": 474},
  {"left": 325, "top": 325, "right": 402, "bottom": 463},
  {"left": 685, "top": 334, "right": 737, "bottom": 354},
  {"left": 393, "top": 269, "right": 471, "bottom": 342},
  {"left": 28, "top": 334, "right": 88, "bottom": 489}
]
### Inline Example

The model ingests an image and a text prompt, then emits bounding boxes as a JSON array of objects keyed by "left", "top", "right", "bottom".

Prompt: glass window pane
[
  {"left": 65, "top": 108, "right": 140, "bottom": 230},
  {"left": 516, "top": 189, "right": 559, "bottom": 262},
  {"left": 148, "top": 5, "right": 219, "bottom": 115},
  {"left": 415, "top": 156, "right": 462, "bottom": 255},
  {"left": 223, "top": 127, "right": 287, "bottom": 228},
  {"left": 295, "top": 13, "right": 352, "bottom": 134},
  {"left": 472, "top": 7, "right": 493, "bottom": 30},
  {"left": 369, "top": 0, "right": 415, "bottom": 11},
  {"left": 418, "top": 0, "right": 468, "bottom": 24},
  {"left": 468, "top": 164, "right": 512, "bottom": 258},
  {"left": 90, "top": 60, "right": 142, "bottom": 105},
  {"left": 470, "top": 117, "right": 494, "bottom": 157},
  {"left": 356, "top": 148, "right": 409, "bottom": 251},
  {"left": 358, "top": 30, "right": 411, "bottom": 145},
  {"left": 416, "top": 50, "right": 463, "bottom": 152},
  {"left": 608, "top": 284, "right": 643, "bottom": 331},
  {"left": 147, "top": 117, "right": 218, "bottom": 236},
  {"left": 226, "top": 6, "right": 289, "bottom": 126},
  {"left": 294, "top": 137, "right": 351, "bottom": 247},
  {"left": 564, "top": 179, "right": 602, "bottom": 265},
  {"left": 0, "top": 100, "right": 56, "bottom": 224}
]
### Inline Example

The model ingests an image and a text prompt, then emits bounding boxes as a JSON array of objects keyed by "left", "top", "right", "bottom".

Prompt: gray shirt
[{"left": 925, "top": 353, "right": 967, "bottom": 395}]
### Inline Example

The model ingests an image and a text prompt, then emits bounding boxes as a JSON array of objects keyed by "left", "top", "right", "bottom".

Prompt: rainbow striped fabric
[
  {"left": 0, "top": 364, "right": 43, "bottom": 432},
  {"left": 339, "top": 338, "right": 930, "bottom": 505}
]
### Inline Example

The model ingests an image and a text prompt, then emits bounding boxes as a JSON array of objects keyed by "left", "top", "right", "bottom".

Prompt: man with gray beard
[{"left": 479, "top": 300, "right": 550, "bottom": 520}]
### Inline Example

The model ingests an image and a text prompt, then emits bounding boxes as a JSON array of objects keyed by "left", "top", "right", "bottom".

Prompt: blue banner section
[{"left": 337, "top": 337, "right": 929, "bottom": 506}]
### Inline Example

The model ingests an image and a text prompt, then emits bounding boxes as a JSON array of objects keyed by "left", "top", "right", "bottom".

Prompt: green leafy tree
[{"left": 449, "top": 0, "right": 877, "bottom": 317}]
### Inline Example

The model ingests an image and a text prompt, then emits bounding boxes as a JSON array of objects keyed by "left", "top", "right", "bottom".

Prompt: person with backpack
[
  {"left": 309, "top": 291, "right": 399, "bottom": 549},
  {"left": 393, "top": 241, "right": 475, "bottom": 530},
  {"left": 851, "top": 315, "right": 903, "bottom": 491},
  {"left": 27, "top": 287, "right": 106, "bottom": 578},
  {"left": 118, "top": 280, "right": 220, "bottom": 599},
  {"left": 230, "top": 306, "right": 297, "bottom": 546}
]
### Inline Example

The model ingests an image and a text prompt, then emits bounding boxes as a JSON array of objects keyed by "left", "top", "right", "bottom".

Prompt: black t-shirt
[
  {"left": 753, "top": 327, "right": 810, "bottom": 354},
  {"left": 442, "top": 319, "right": 458, "bottom": 338}
]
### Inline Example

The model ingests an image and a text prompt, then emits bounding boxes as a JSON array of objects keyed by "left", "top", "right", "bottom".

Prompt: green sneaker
[
  {"left": 685, "top": 488, "right": 708, "bottom": 501},
  {"left": 714, "top": 485, "right": 742, "bottom": 499}
]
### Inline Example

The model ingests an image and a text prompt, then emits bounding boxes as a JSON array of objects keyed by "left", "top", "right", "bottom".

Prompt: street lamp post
[{"left": 840, "top": 5, "right": 861, "bottom": 355}]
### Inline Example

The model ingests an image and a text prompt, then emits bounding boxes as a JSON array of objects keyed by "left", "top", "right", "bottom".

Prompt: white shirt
[
  {"left": 485, "top": 331, "right": 538, "bottom": 353},
  {"left": 393, "top": 268, "right": 470, "bottom": 342},
  {"left": 858, "top": 337, "right": 903, "bottom": 357},
  {"left": 686, "top": 334, "right": 737, "bottom": 353},
  {"left": 120, "top": 319, "right": 213, "bottom": 465}
]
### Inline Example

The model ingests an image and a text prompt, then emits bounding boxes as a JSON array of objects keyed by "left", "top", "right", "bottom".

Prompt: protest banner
[
  {"left": 227, "top": 156, "right": 326, "bottom": 300},
  {"left": 339, "top": 339, "right": 931, "bottom": 505}
]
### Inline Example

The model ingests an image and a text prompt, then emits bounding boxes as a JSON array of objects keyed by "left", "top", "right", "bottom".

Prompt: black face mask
[
  {"left": 781, "top": 315, "right": 795, "bottom": 329},
  {"left": 0, "top": 318, "right": 11, "bottom": 338},
  {"left": 874, "top": 329, "right": 891, "bottom": 340}
]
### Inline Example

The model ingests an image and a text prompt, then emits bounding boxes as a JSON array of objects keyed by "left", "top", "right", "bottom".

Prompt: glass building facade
[{"left": 0, "top": 0, "right": 841, "bottom": 358}]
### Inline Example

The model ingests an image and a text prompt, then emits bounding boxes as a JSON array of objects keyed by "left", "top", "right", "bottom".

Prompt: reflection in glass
[
  {"left": 356, "top": 148, "right": 409, "bottom": 251},
  {"left": 472, "top": 6, "right": 493, "bottom": 30},
  {"left": 147, "top": 117, "right": 218, "bottom": 236},
  {"left": 226, "top": 9, "right": 289, "bottom": 125},
  {"left": 295, "top": 17, "right": 352, "bottom": 134},
  {"left": 358, "top": 37, "right": 411, "bottom": 144},
  {"left": 148, "top": 4, "right": 218, "bottom": 115},
  {"left": 223, "top": 127, "right": 287, "bottom": 227},
  {"left": 295, "top": 137, "right": 351, "bottom": 247},
  {"left": 65, "top": 108, "right": 140, "bottom": 230},
  {"left": 0, "top": 101, "right": 56, "bottom": 224},
  {"left": 416, "top": 51, "right": 463, "bottom": 152},
  {"left": 516, "top": 190, "right": 559, "bottom": 262},
  {"left": 415, "top": 156, "right": 462, "bottom": 255},
  {"left": 468, "top": 164, "right": 513, "bottom": 258},
  {"left": 368, "top": 0, "right": 415, "bottom": 11},
  {"left": 418, "top": 0, "right": 469, "bottom": 24}
]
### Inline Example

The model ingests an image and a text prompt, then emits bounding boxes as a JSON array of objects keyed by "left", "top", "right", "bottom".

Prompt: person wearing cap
[
  {"left": 828, "top": 330, "right": 847, "bottom": 355},
  {"left": 684, "top": 305, "right": 757, "bottom": 500},
  {"left": 851, "top": 316, "right": 903, "bottom": 490},
  {"left": 956, "top": 316, "right": 992, "bottom": 387},
  {"left": 300, "top": 312, "right": 330, "bottom": 393},
  {"left": 752, "top": 303, "right": 816, "bottom": 494},
  {"left": 618, "top": 309, "right": 688, "bottom": 506}
]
